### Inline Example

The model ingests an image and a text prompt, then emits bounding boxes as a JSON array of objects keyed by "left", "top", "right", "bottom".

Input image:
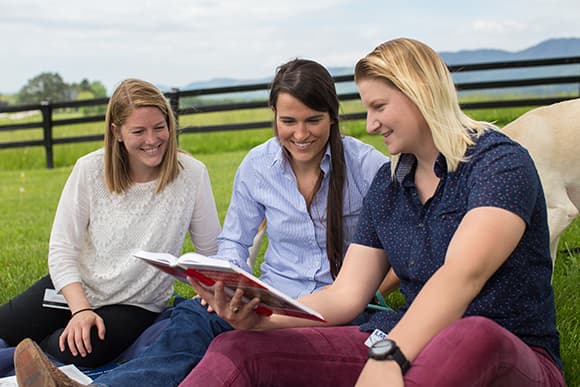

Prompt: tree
[
  {"left": 17, "top": 72, "right": 70, "bottom": 104},
  {"left": 90, "top": 81, "right": 107, "bottom": 98}
]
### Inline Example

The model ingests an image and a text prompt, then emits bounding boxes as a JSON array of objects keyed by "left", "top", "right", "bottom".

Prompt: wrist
[
  {"left": 71, "top": 307, "right": 93, "bottom": 318},
  {"left": 368, "top": 339, "right": 410, "bottom": 374}
]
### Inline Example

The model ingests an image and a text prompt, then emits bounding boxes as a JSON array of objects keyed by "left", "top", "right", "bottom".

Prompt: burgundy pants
[{"left": 180, "top": 316, "right": 565, "bottom": 387}]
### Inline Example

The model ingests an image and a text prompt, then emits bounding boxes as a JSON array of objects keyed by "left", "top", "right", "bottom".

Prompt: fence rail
[{"left": 1, "top": 56, "right": 579, "bottom": 168}]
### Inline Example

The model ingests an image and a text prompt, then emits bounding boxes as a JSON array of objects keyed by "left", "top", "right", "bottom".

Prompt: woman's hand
[
  {"left": 194, "top": 295, "right": 215, "bottom": 313},
  {"left": 59, "top": 309, "right": 106, "bottom": 357},
  {"left": 187, "top": 277, "right": 264, "bottom": 330}
]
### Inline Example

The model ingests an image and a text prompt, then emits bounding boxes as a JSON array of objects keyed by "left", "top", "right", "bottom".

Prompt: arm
[
  {"left": 214, "top": 156, "right": 265, "bottom": 272},
  {"left": 48, "top": 159, "right": 105, "bottom": 356},
  {"left": 378, "top": 268, "right": 400, "bottom": 298},
  {"left": 188, "top": 165, "right": 221, "bottom": 256},
  {"left": 189, "top": 243, "right": 390, "bottom": 330},
  {"left": 357, "top": 206, "right": 526, "bottom": 384}
]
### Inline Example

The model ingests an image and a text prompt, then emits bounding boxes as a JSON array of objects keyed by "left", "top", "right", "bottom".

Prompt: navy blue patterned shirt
[{"left": 353, "top": 130, "right": 562, "bottom": 369}]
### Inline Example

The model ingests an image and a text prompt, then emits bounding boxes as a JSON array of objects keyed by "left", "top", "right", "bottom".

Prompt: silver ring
[{"left": 231, "top": 306, "right": 240, "bottom": 314}]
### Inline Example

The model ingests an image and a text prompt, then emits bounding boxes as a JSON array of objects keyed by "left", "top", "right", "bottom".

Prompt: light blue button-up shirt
[{"left": 215, "top": 136, "right": 388, "bottom": 298}]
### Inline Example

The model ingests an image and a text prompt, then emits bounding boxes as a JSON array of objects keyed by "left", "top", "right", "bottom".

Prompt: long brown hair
[{"left": 269, "top": 59, "right": 346, "bottom": 278}]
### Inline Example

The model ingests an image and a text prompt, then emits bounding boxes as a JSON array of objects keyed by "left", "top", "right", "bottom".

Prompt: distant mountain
[
  {"left": 172, "top": 37, "right": 580, "bottom": 99},
  {"left": 441, "top": 38, "right": 580, "bottom": 95},
  {"left": 440, "top": 37, "right": 580, "bottom": 64}
]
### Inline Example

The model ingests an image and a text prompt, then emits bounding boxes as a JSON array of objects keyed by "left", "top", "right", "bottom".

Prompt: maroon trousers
[{"left": 180, "top": 316, "right": 565, "bottom": 387}]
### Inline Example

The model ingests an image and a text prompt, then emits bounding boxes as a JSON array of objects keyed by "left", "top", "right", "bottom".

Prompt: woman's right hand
[
  {"left": 187, "top": 277, "right": 265, "bottom": 330},
  {"left": 59, "top": 309, "right": 106, "bottom": 357}
]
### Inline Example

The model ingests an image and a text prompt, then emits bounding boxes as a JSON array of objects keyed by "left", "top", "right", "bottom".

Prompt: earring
[{"left": 118, "top": 138, "right": 123, "bottom": 143}]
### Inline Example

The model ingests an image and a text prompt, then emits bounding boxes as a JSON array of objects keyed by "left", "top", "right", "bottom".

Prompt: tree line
[{"left": 9, "top": 72, "right": 107, "bottom": 106}]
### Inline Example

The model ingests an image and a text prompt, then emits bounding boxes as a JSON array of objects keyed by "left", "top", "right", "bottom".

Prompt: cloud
[{"left": 472, "top": 20, "right": 528, "bottom": 34}]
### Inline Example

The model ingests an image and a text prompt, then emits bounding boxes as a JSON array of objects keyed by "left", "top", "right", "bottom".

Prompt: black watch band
[{"left": 368, "top": 339, "right": 411, "bottom": 374}]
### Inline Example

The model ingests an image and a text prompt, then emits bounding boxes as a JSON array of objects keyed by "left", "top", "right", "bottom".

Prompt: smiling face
[
  {"left": 114, "top": 106, "right": 169, "bottom": 182},
  {"left": 357, "top": 78, "right": 431, "bottom": 156},
  {"left": 274, "top": 92, "right": 332, "bottom": 170}
]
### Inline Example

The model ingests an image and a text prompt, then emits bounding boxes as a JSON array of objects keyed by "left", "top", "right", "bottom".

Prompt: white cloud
[
  {"left": 1, "top": 0, "right": 579, "bottom": 94},
  {"left": 472, "top": 20, "right": 528, "bottom": 34}
]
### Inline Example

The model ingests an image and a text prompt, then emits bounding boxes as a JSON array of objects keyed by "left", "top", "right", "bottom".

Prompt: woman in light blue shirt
[
  {"left": 14, "top": 59, "right": 388, "bottom": 387},
  {"left": 218, "top": 128, "right": 387, "bottom": 297}
]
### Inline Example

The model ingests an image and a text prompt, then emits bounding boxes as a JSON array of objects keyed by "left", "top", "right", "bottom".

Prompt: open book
[{"left": 133, "top": 250, "right": 326, "bottom": 323}]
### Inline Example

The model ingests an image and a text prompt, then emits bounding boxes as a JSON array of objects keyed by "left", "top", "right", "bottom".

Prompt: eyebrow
[{"left": 278, "top": 114, "right": 326, "bottom": 120}]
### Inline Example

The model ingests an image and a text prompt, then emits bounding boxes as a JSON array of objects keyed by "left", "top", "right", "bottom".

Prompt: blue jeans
[{"left": 94, "top": 298, "right": 232, "bottom": 387}]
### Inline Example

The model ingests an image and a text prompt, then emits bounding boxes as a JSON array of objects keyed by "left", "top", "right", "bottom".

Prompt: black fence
[{"left": 1, "top": 56, "right": 579, "bottom": 168}]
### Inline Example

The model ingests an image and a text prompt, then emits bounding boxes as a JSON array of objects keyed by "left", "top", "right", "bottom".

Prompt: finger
[
  {"left": 67, "top": 332, "right": 78, "bottom": 357},
  {"left": 75, "top": 328, "right": 87, "bottom": 357},
  {"left": 59, "top": 329, "right": 68, "bottom": 352},
  {"left": 96, "top": 317, "right": 106, "bottom": 340},
  {"left": 188, "top": 277, "right": 213, "bottom": 301},
  {"left": 82, "top": 325, "right": 92, "bottom": 354},
  {"left": 213, "top": 282, "right": 231, "bottom": 312},
  {"left": 230, "top": 288, "right": 245, "bottom": 306},
  {"left": 244, "top": 297, "right": 262, "bottom": 313}
]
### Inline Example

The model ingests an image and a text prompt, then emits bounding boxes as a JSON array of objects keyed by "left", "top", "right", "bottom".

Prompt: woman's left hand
[
  {"left": 355, "top": 359, "right": 404, "bottom": 387},
  {"left": 59, "top": 309, "right": 105, "bottom": 357},
  {"left": 187, "top": 277, "right": 264, "bottom": 330}
]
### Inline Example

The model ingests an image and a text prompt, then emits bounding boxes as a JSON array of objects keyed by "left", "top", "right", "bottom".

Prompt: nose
[
  {"left": 144, "top": 129, "right": 157, "bottom": 144},
  {"left": 366, "top": 113, "right": 380, "bottom": 134},
  {"left": 293, "top": 122, "right": 309, "bottom": 141}
]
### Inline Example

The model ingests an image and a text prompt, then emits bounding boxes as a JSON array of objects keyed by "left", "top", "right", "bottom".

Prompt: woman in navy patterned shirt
[{"left": 184, "top": 38, "right": 564, "bottom": 386}]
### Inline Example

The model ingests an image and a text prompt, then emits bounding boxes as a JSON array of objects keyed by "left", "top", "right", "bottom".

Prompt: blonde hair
[
  {"left": 104, "top": 78, "right": 180, "bottom": 193},
  {"left": 355, "top": 38, "right": 496, "bottom": 174}
]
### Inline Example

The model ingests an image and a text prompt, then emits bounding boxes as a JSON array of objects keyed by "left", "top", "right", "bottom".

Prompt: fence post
[
  {"left": 40, "top": 100, "right": 54, "bottom": 169},
  {"left": 168, "top": 88, "right": 180, "bottom": 144}
]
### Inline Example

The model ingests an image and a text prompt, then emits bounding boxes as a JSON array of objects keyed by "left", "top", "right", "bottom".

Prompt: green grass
[{"left": 0, "top": 106, "right": 578, "bottom": 384}]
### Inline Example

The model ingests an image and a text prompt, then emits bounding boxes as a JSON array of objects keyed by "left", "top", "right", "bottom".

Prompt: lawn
[{"left": 0, "top": 112, "right": 578, "bottom": 384}]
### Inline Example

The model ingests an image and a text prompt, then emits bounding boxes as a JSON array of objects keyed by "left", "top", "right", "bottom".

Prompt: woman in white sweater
[{"left": 0, "top": 79, "right": 221, "bottom": 368}]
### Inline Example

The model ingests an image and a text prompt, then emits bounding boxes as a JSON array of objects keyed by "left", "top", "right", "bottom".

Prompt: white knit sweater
[{"left": 48, "top": 149, "right": 221, "bottom": 312}]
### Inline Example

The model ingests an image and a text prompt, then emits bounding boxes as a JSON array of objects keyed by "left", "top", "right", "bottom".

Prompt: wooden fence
[{"left": 1, "top": 56, "right": 579, "bottom": 168}]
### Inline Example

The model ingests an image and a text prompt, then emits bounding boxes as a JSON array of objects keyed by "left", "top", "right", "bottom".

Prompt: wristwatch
[{"left": 368, "top": 339, "right": 410, "bottom": 374}]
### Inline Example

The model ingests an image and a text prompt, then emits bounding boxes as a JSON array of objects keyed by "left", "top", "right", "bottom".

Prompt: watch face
[
  {"left": 370, "top": 339, "right": 395, "bottom": 357},
  {"left": 368, "top": 339, "right": 411, "bottom": 374}
]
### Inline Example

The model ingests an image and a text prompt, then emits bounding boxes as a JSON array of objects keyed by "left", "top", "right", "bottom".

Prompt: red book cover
[{"left": 133, "top": 250, "right": 326, "bottom": 322}]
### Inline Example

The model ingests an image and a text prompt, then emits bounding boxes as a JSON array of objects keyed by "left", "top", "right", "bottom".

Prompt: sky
[{"left": 2, "top": 0, "right": 580, "bottom": 95}]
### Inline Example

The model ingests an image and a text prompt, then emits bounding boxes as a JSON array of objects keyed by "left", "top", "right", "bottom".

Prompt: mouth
[
  {"left": 291, "top": 140, "right": 315, "bottom": 150},
  {"left": 381, "top": 129, "right": 394, "bottom": 139},
  {"left": 141, "top": 144, "right": 163, "bottom": 154}
]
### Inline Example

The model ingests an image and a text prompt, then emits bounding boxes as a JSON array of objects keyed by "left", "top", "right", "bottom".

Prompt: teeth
[{"left": 293, "top": 141, "right": 312, "bottom": 149}]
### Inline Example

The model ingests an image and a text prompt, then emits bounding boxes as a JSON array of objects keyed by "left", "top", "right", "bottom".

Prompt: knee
[
  {"left": 419, "top": 316, "right": 512, "bottom": 366},
  {"left": 406, "top": 317, "right": 509, "bottom": 385},
  {"left": 435, "top": 316, "right": 507, "bottom": 354},
  {"left": 208, "top": 330, "right": 256, "bottom": 361}
]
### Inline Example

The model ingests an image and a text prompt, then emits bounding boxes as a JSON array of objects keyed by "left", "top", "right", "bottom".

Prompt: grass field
[{"left": 0, "top": 107, "right": 578, "bottom": 384}]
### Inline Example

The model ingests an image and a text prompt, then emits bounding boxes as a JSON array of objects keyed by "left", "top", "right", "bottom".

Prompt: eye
[
  {"left": 154, "top": 125, "right": 166, "bottom": 131},
  {"left": 371, "top": 103, "right": 385, "bottom": 112},
  {"left": 279, "top": 118, "right": 296, "bottom": 125}
]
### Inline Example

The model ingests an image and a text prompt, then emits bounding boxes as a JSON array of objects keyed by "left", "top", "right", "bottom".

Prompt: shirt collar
[{"left": 395, "top": 153, "right": 448, "bottom": 185}]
